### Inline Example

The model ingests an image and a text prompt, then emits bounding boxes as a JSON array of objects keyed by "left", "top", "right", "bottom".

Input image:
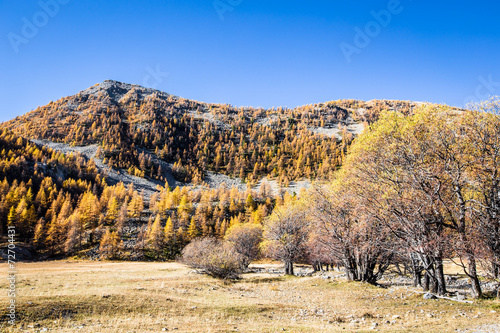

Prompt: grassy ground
[{"left": 0, "top": 261, "right": 498, "bottom": 332}]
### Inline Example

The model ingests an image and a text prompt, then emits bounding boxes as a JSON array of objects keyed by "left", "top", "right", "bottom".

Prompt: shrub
[
  {"left": 181, "top": 238, "right": 245, "bottom": 279},
  {"left": 224, "top": 223, "right": 263, "bottom": 268}
]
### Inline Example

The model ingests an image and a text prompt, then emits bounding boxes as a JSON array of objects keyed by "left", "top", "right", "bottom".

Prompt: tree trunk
[
  {"left": 413, "top": 270, "right": 422, "bottom": 288},
  {"left": 430, "top": 275, "right": 438, "bottom": 294},
  {"left": 312, "top": 263, "right": 322, "bottom": 272},
  {"left": 411, "top": 256, "right": 422, "bottom": 287},
  {"left": 468, "top": 256, "right": 483, "bottom": 299},
  {"left": 493, "top": 263, "right": 500, "bottom": 279},
  {"left": 360, "top": 259, "right": 377, "bottom": 284},
  {"left": 422, "top": 271, "right": 430, "bottom": 292},
  {"left": 424, "top": 261, "right": 438, "bottom": 294},
  {"left": 285, "top": 261, "right": 294, "bottom": 275},
  {"left": 435, "top": 257, "right": 447, "bottom": 296},
  {"left": 345, "top": 262, "right": 357, "bottom": 281}
]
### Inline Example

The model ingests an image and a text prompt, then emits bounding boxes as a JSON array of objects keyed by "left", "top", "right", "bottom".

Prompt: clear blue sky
[{"left": 1, "top": 0, "right": 500, "bottom": 122}]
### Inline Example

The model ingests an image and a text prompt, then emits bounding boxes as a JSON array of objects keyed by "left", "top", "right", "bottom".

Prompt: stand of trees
[
  {"left": 177, "top": 101, "right": 500, "bottom": 299},
  {"left": 0, "top": 129, "right": 105, "bottom": 244},
  {"left": 139, "top": 182, "right": 282, "bottom": 260},
  {"left": 0, "top": 129, "right": 285, "bottom": 261},
  {"left": 304, "top": 101, "right": 500, "bottom": 298}
]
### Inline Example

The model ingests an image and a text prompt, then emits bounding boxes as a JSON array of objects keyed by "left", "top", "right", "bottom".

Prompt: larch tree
[
  {"left": 106, "top": 197, "right": 120, "bottom": 222},
  {"left": 64, "top": 214, "right": 80, "bottom": 255},
  {"left": 127, "top": 191, "right": 144, "bottom": 218},
  {"left": 187, "top": 217, "right": 200, "bottom": 241},
  {"left": 99, "top": 230, "right": 122, "bottom": 259},
  {"left": 115, "top": 200, "right": 128, "bottom": 236},
  {"left": 148, "top": 214, "right": 164, "bottom": 257}
]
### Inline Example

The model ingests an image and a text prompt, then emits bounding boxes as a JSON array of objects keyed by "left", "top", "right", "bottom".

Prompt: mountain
[
  {"left": 1, "top": 80, "right": 428, "bottom": 191},
  {"left": 0, "top": 80, "right": 461, "bottom": 260}
]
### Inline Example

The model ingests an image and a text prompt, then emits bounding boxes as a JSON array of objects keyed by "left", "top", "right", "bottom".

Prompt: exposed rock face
[
  {"left": 79, "top": 80, "right": 176, "bottom": 103},
  {"left": 1, "top": 244, "right": 36, "bottom": 261}
]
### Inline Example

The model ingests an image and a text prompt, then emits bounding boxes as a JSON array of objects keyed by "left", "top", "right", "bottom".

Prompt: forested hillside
[
  {"left": 0, "top": 127, "right": 293, "bottom": 261},
  {"left": 0, "top": 81, "right": 457, "bottom": 260},
  {"left": 1, "top": 80, "right": 426, "bottom": 185}
]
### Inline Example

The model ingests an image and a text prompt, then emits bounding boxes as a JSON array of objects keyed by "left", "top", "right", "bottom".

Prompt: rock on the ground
[{"left": 423, "top": 293, "right": 438, "bottom": 300}]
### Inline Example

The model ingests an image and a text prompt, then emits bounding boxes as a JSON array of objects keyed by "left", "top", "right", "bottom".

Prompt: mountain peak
[{"left": 78, "top": 80, "right": 175, "bottom": 103}]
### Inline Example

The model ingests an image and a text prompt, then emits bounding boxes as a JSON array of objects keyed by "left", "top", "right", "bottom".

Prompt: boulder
[{"left": 423, "top": 293, "right": 438, "bottom": 300}]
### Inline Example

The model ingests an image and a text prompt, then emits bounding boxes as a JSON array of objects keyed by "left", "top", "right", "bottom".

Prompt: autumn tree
[
  {"left": 148, "top": 214, "right": 164, "bottom": 258},
  {"left": 224, "top": 223, "right": 263, "bottom": 268},
  {"left": 100, "top": 230, "right": 122, "bottom": 259},
  {"left": 107, "top": 197, "right": 120, "bottom": 222},
  {"left": 115, "top": 201, "right": 128, "bottom": 236},
  {"left": 461, "top": 100, "right": 500, "bottom": 297},
  {"left": 64, "top": 214, "right": 81, "bottom": 255},
  {"left": 308, "top": 184, "right": 393, "bottom": 284},
  {"left": 263, "top": 205, "right": 309, "bottom": 275},
  {"left": 187, "top": 217, "right": 200, "bottom": 240},
  {"left": 163, "top": 216, "right": 181, "bottom": 259},
  {"left": 336, "top": 105, "right": 500, "bottom": 297},
  {"left": 128, "top": 191, "right": 144, "bottom": 218}
]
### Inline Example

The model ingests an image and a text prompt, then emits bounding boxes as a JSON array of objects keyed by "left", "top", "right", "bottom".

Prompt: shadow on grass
[
  {"left": 239, "top": 277, "right": 286, "bottom": 284},
  {"left": 0, "top": 294, "right": 179, "bottom": 324}
]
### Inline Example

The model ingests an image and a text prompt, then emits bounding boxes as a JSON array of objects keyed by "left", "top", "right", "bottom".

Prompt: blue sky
[{"left": 1, "top": 0, "right": 500, "bottom": 122}]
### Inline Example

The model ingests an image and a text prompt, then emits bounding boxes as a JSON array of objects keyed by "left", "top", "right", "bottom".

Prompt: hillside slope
[{"left": 1, "top": 80, "right": 430, "bottom": 189}]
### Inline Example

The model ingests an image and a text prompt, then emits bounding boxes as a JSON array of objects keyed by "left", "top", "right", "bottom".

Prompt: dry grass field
[{"left": 0, "top": 261, "right": 499, "bottom": 332}]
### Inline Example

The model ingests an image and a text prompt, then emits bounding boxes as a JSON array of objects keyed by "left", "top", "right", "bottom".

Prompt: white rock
[{"left": 423, "top": 293, "right": 438, "bottom": 300}]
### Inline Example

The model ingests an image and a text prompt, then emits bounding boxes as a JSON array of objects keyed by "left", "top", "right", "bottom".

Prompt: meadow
[{"left": 0, "top": 261, "right": 499, "bottom": 332}]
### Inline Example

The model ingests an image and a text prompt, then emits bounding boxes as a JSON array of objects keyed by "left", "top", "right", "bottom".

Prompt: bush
[
  {"left": 224, "top": 223, "right": 263, "bottom": 268},
  {"left": 181, "top": 238, "right": 245, "bottom": 279}
]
